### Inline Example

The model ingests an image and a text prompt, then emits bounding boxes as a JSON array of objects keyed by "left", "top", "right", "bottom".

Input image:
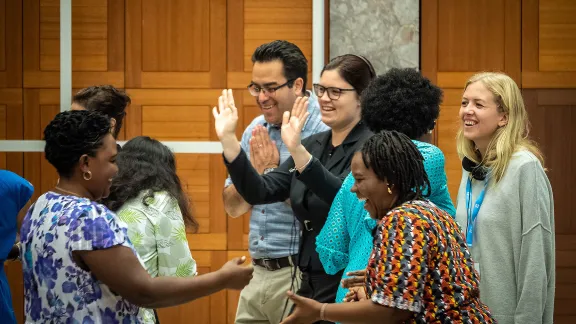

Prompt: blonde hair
[{"left": 456, "top": 72, "right": 544, "bottom": 183}]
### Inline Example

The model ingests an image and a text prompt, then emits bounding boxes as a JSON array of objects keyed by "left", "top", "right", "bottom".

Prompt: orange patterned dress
[{"left": 365, "top": 200, "right": 495, "bottom": 323}]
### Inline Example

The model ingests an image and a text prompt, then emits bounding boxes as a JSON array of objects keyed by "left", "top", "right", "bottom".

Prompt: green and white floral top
[{"left": 116, "top": 190, "right": 197, "bottom": 323}]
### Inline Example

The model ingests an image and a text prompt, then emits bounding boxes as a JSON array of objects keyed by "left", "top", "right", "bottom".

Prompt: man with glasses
[{"left": 223, "top": 40, "right": 328, "bottom": 324}]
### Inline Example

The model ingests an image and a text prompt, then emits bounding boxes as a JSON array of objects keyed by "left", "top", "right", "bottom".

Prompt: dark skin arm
[
  {"left": 280, "top": 292, "right": 412, "bottom": 324},
  {"left": 75, "top": 246, "right": 253, "bottom": 309},
  {"left": 7, "top": 200, "right": 33, "bottom": 261}
]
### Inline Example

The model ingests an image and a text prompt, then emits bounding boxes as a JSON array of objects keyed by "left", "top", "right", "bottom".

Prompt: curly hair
[
  {"left": 361, "top": 130, "right": 430, "bottom": 205},
  {"left": 102, "top": 136, "right": 198, "bottom": 231},
  {"left": 44, "top": 110, "right": 111, "bottom": 178},
  {"left": 361, "top": 68, "right": 442, "bottom": 139},
  {"left": 72, "top": 85, "right": 131, "bottom": 138}
]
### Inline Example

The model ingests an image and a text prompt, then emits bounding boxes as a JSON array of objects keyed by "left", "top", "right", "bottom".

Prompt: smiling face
[
  {"left": 317, "top": 69, "right": 361, "bottom": 130},
  {"left": 460, "top": 81, "right": 508, "bottom": 153},
  {"left": 350, "top": 152, "right": 396, "bottom": 219},
  {"left": 251, "top": 60, "right": 303, "bottom": 125},
  {"left": 79, "top": 133, "right": 119, "bottom": 200}
]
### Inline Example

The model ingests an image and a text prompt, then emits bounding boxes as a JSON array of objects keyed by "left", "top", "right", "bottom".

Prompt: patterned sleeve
[
  {"left": 315, "top": 172, "right": 355, "bottom": 274},
  {"left": 156, "top": 197, "right": 197, "bottom": 277},
  {"left": 367, "top": 208, "right": 434, "bottom": 313},
  {"left": 68, "top": 203, "right": 131, "bottom": 252}
]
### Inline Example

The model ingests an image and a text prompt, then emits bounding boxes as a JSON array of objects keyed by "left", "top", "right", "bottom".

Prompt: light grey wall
[{"left": 330, "top": 0, "right": 419, "bottom": 75}]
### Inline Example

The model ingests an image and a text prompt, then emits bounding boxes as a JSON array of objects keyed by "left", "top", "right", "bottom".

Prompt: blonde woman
[{"left": 455, "top": 72, "right": 554, "bottom": 324}]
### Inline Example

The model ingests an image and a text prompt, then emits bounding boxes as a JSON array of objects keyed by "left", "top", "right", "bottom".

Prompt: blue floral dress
[{"left": 20, "top": 192, "right": 143, "bottom": 323}]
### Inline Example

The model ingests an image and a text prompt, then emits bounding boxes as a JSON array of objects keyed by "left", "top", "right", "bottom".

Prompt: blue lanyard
[{"left": 465, "top": 175, "right": 488, "bottom": 247}]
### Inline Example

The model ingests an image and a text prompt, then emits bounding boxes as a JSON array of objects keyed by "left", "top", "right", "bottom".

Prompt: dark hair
[
  {"left": 252, "top": 40, "right": 308, "bottom": 92},
  {"left": 44, "top": 110, "right": 111, "bottom": 178},
  {"left": 360, "top": 130, "right": 430, "bottom": 205},
  {"left": 102, "top": 136, "right": 198, "bottom": 232},
  {"left": 361, "top": 68, "right": 442, "bottom": 139},
  {"left": 321, "top": 54, "right": 376, "bottom": 96},
  {"left": 72, "top": 85, "right": 131, "bottom": 138}
]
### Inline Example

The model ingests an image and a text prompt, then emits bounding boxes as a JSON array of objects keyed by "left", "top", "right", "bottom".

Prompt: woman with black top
[{"left": 213, "top": 54, "right": 376, "bottom": 323}]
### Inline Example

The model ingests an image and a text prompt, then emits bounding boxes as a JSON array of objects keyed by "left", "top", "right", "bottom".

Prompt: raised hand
[
  {"left": 281, "top": 96, "right": 310, "bottom": 152},
  {"left": 249, "top": 125, "right": 280, "bottom": 174},
  {"left": 219, "top": 256, "right": 254, "bottom": 290},
  {"left": 279, "top": 291, "right": 322, "bottom": 324},
  {"left": 212, "top": 89, "right": 239, "bottom": 141}
]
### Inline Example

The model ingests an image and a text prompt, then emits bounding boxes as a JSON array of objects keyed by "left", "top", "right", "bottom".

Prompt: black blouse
[{"left": 225, "top": 122, "right": 372, "bottom": 271}]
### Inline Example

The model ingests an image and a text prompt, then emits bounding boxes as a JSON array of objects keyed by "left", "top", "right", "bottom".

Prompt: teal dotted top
[{"left": 315, "top": 140, "right": 455, "bottom": 304}]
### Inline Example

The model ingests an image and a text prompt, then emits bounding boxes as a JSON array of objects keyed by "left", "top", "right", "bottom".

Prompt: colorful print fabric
[{"left": 365, "top": 200, "right": 495, "bottom": 323}]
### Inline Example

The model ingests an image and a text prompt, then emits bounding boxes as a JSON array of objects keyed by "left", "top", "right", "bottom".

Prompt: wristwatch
[{"left": 263, "top": 167, "right": 276, "bottom": 174}]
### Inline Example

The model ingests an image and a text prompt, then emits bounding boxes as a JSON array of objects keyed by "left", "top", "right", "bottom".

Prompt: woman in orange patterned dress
[{"left": 280, "top": 131, "right": 495, "bottom": 324}]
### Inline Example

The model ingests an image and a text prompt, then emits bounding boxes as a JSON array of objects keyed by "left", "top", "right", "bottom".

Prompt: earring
[
  {"left": 83, "top": 171, "right": 92, "bottom": 181},
  {"left": 387, "top": 186, "right": 392, "bottom": 194}
]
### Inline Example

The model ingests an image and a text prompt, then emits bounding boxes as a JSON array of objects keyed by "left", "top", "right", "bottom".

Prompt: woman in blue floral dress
[{"left": 20, "top": 110, "right": 254, "bottom": 323}]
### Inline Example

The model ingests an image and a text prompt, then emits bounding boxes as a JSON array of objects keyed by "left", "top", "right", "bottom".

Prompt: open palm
[
  {"left": 213, "top": 89, "right": 239, "bottom": 140},
  {"left": 281, "top": 96, "right": 310, "bottom": 151}
]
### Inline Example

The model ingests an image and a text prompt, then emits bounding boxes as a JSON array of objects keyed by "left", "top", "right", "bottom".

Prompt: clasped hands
[{"left": 212, "top": 89, "right": 312, "bottom": 170}]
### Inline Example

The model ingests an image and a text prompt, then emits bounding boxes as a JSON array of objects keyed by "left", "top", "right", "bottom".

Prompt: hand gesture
[
  {"left": 279, "top": 291, "right": 322, "bottom": 324},
  {"left": 213, "top": 89, "right": 239, "bottom": 140},
  {"left": 341, "top": 269, "right": 366, "bottom": 288},
  {"left": 249, "top": 125, "right": 280, "bottom": 174},
  {"left": 281, "top": 96, "right": 310, "bottom": 151},
  {"left": 219, "top": 256, "right": 254, "bottom": 290},
  {"left": 343, "top": 286, "right": 367, "bottom": 302}
]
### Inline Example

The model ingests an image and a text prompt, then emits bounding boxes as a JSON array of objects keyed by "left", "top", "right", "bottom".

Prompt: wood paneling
[
  {"left": 23, "top": 0, "right": 125, "bottom": 88},
  {"left": 424, "top": 1, "right": 576, "bottom": 321},
  {"left": 0, "top": 89, "right": 24, "bottom": 174},
  {"left": 125, "top": 0, "right": 226, "bottom": 89},
  {"left": 423, "top": 0, "right": 522, "bottom": 200},
  {"left": 0, "top": 0, "right": 23, "bottom": 87},
  {"left": 523, "top": 89, "right": 576, "bottom": 322},
  {"left": 521, "top": 0, "right": 576, "bottom": 87}
]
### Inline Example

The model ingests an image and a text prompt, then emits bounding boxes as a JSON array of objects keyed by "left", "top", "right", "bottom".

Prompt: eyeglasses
[
  {"left": 247, "top": 79, "right": 295, "bottom": 97},
  {"left": 313, "top": 84, "right": 356, "bottom": 100}
]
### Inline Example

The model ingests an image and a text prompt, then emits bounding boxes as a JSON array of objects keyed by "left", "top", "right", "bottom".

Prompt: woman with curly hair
[
  {"left": 102, "top": 136, "right": 199, "bottom": 323},
  {"left": 282, "top": 131, "right": 494, "bottom": 324},
  {"left": 315, "top": 68, "right": 455, "bottom": 306},
  {"left": 20, "top": 110, "right": 253, "bottom": 323}
]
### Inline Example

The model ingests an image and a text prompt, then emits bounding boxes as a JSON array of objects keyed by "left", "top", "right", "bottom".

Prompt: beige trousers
[{"left": 235, "top": 264, "right": 301, "bottom": 324}]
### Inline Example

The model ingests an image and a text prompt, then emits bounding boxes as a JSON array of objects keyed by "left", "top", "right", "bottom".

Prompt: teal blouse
[{"left": 315, "top": 140, "right": 455, "bottom": 304}]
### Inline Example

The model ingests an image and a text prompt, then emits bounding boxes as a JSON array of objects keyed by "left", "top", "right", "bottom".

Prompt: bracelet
[
  {"left": 320, "top": 303, "right": 328, "bottom": 321},
  {"left": 297, "top": 155, "right": 313, "bottom": 172}
]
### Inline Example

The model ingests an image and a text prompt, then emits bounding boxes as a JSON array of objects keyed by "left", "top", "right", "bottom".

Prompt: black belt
[{"left": 252, "top": 255, "right": 297, "bottom": 271}]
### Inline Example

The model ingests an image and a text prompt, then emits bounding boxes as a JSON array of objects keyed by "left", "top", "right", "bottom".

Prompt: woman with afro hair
[{"left": 315, "top": 67, "right": 455, "bottom": 306}]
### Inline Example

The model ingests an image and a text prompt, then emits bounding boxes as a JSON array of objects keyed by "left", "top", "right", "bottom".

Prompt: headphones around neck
[{"left": 462, "top": 156, "right": 489, "bottom": 180}]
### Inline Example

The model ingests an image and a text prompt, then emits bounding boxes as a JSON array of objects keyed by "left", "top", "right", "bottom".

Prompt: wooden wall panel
[
  {"left": 23, "top": 0, "right": 124, "bottom": 88},
  {"left": 425, "top": 1, "right": 576, "bottom": 321},
  {"left": 522, "top": 0, "right": 576, "bottom": 87},
  {"left": 0, "top": 0, "right": 23, "bottom": 87},
  {"left": 0, "top": 89, "right": 24, "bottom": 174},
  {"left": 523, "top": 89, "right": 576, "bottom": 322},
  {"left": 126, "top": 0, "right": 226, "bottom": 89},
  {"left": 226, "top": 0, "right": 313, "bottom": 90},
  {"left": 422, "top": 0, "right": 522, "bottom": 200}
]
